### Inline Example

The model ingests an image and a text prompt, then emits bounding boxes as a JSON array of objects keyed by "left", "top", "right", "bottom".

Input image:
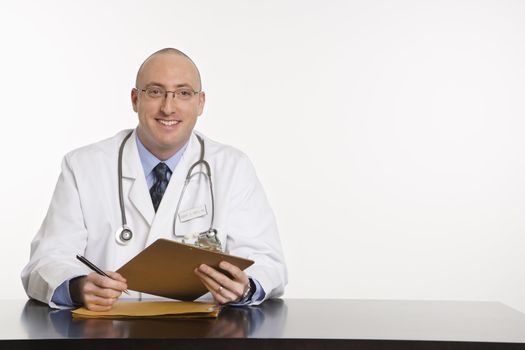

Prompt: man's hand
[
  {"left": 69, "top": 271, "right": 128, "bottom": 311},
  {"left": 194, "top": 261, "right": 250, "bottom": 304}
]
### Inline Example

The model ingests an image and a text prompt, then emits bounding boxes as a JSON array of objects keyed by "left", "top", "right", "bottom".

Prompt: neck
[
  {"left": 151, "top": 149, "right": 179, "bottom": 161},
  {"left": 136, "top": 130, "right": 189, "bottom": 161}
]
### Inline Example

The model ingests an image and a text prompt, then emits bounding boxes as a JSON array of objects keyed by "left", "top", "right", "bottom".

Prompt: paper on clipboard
[{"left": 116, "top": 239, "right": 254, "bottom": 301}]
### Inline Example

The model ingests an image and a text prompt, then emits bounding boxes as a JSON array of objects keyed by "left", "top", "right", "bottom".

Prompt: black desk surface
[{"left": 2, "top": 298, "right": 525, "bottom": 349}]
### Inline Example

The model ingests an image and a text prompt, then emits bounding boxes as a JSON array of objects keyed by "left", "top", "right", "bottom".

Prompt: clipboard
[{"left": 116, "top": 239, "right": 254, "bottom": 301}]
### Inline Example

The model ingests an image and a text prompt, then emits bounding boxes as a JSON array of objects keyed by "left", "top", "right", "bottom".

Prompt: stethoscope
[{"left": 114, "top": 131, "right": 219, "bottom": 249}]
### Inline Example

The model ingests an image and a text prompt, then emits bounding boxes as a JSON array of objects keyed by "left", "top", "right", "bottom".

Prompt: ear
[
  {"left": 131, "top": 88, "right": 138, "bottom": 113},
  {"left": 197, "top": 91, "right": 206, "bottom": 116}
]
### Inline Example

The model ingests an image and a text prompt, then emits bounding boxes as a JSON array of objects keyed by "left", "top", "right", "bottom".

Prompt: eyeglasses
[{"left": 138, "top": 86, "right": 201, "bottom": 101}]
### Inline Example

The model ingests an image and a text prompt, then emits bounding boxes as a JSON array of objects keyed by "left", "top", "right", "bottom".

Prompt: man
[{"left": 21, "top": 48, "right": 287, "bottom": 310}]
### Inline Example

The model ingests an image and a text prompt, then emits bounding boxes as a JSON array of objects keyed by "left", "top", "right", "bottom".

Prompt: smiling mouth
[{"left": 157, "top": 119, "right": 180, "bottom": 126}]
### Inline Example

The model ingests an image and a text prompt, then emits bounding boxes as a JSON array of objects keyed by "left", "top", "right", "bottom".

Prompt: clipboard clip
[{"left": 183, "top": 229, "right": 222, "bottom": 252}]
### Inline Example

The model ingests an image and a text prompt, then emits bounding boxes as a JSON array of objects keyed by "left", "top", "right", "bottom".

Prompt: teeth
[{"left": 159, "top": 120, "right": 179, "bottom": 126}]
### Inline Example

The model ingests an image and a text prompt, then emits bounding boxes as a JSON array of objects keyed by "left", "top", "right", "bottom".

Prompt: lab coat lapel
[
  {"left": 146, "top": 133, "right": 200, "bottom": 245},
  {"left": 121, "top": 130, "right": 155, "bottom": 226}
]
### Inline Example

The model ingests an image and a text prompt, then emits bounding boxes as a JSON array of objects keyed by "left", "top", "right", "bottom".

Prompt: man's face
[{"left": 131, "top": 53, "right": 205, "bottom": 160}]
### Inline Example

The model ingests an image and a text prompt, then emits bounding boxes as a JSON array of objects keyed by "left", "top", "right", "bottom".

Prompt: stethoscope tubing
[{"left": 118, "top": 131, "right": 134, "bottom": 229}]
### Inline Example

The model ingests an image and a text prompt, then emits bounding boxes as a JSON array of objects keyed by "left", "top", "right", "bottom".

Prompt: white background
[{"left": 1, "top": 0, "right": 525, "bottom": 312}]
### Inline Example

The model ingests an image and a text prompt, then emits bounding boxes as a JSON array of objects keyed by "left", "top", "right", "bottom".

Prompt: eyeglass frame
[{"left": 134, "top": 85, "right": 202, "bottom": 101}]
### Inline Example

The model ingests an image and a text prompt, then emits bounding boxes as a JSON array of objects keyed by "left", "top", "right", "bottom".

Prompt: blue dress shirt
[{"left": 51, "top": 132, "right": 265, "bottom": 306}]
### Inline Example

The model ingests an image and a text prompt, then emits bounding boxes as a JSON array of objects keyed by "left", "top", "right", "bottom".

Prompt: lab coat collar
[
  {"left": 121, "top": 129, "right": 141, "bottom": 179},
  {"left": 121, "top": 129, "right": 154, "bottom": 225}
]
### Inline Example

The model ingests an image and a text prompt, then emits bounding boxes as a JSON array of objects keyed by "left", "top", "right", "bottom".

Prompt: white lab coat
[{"left": 21, "top": 129, "right": 287, "bottom": 308}]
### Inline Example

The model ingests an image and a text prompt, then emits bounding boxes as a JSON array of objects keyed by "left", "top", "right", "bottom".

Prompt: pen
[{"left": 76, "top": 255, "right": 129, "bottom": 295}]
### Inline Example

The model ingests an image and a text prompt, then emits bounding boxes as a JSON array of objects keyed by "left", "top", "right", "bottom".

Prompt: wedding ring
[{"left": 218, "top": 286, "right": 224, "bottom": 293}]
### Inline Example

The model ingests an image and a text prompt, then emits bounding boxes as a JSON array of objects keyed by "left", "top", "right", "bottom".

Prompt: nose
[{"left": 160, "top": 93, "right": 177, "bottom": 115}]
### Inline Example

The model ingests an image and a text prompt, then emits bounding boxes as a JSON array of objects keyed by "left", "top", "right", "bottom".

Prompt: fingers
[
  {"left": 88, "top": 272, "right": 128, "bottom": 291},
  {"left": 198, "top": 272, "right": 236, "bottom": 304},
  {"left": 195, "top": 268, "right": 238, "bottom": 304},
  {"left": 194, "top": 262, "right": 249, "bottom": 304},
  {"left": 105, "top": 271, "right": 127, "bottom": 284},
  {"left": 218, "top": 261, "right": 245, "bottom": 281},
  {"left": 198, "top": 264, "right": 242, "bottom": 295},
  {"left": 83, "top": 294, "right": 118, "bottom": 312},
  {"left": 81, "top": 272, "right": 128, "bottom": 311},
  {"left": 83, "top": 280, "right": 122, "bottom": 299}
]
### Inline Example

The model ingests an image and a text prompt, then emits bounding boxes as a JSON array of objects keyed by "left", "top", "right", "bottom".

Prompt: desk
[{"left": 2, "top": 299, "right": 525, "bottom": 349}]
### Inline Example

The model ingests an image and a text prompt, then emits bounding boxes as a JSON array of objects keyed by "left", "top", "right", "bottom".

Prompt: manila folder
[{"left": 72, "top": 301, "right": 220, "bottom": 319}]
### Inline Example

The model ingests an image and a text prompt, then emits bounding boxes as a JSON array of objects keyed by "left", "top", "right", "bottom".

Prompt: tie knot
[{"left": 153, "top": 162, "right": 171, "bottom": 181}]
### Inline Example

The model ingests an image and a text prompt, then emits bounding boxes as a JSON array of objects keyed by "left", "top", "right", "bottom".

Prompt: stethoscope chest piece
[{"left": 115, "top": 225, "right": 133, "bottom": 245}]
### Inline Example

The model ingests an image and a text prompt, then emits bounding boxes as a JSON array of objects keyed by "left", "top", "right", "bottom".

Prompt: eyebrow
[{"left": 143, "top": 82, "right": 195, "bottom": 89}]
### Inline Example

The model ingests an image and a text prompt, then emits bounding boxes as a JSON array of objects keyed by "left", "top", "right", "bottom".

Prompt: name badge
[{"left": 178, "top": 205, "right": 208, "bottom": 223}]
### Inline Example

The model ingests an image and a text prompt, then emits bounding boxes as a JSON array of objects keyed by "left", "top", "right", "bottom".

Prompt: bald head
[{"left": 135, "top": 48, "right": 202, "bottom": 91}]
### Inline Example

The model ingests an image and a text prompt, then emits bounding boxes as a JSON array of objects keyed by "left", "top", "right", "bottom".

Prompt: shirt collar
[{"left": 135, "top": 132, "right": 189, "bottom": 177}]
